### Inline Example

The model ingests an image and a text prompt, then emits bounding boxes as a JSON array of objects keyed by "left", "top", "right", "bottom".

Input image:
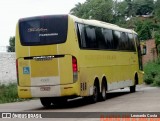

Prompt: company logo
[
  {"left": 33, "top": 56, "right": 54, "bottom": 61},
  {"left": 28, "top": 28, "right": 48, "bottom": 32},
  {"left": 39, "top": 33, "right": 58, "bottom": 37}
]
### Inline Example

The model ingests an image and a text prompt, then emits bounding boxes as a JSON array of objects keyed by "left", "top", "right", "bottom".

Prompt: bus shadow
[
  {"left": 34, "top": 90, "right": 131, "bottom": 110},
  {"left": 106, "top": 90, "right": 130, "bottom": 100}
]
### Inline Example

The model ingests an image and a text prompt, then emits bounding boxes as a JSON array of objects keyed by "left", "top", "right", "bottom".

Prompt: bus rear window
[{"left": 19, "top": 15, "right": 68, "bottom": 46}]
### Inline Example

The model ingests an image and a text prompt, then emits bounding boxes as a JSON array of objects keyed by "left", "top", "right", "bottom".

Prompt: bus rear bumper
[{"left": 18, "top": 83, "right": 80, "bottom": 98}]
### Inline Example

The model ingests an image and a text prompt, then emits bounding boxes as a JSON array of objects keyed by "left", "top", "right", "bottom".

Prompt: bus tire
[
  {"left": 130, "top": 74, "right": 138, "bottom": 93},
  {"left": 40, "top": 97, "right": 52, "bottom": 108},
  {"left": 89, "top": 83, "right": 99, "bottom": 103},
  {"left": 52, "top": 98, "right": 67, "bottom": 106},
  {"left": 130, "top": 85, "right": 136, "bottom": 93},
  {"left": 100, "top": 83, "right": 107, "bottom": 101}
]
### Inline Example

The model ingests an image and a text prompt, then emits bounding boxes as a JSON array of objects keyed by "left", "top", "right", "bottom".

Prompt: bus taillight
[
  {"left": 16, "top": 59, "right": 19, "bottom": 84},
  {"left": 72, "top": 56, "right": 78, "bottom": 82}
]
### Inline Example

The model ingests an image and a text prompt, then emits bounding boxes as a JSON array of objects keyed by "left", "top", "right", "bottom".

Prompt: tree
[
  {"left": 70, "top": 2, "right": 86, "bottom": 18},
  {"left": 133, "top": 0, "right": 154, "bottom": 16},
  {"left": 136, "top": 21, "right": 152, "bottom": 40},
  {"left": 125, "top": 0, "right": 134, "bottom": 17},
  {"left": 113, "top": 0, "right": 128, "bottom": 25},
  {"left": 154, "top": 0, "right": 160, "bottom": 21},
  {"left": 154, "top": 31, "right": 160, "bottom": 55},
  {"left": 155, "top": 32, "right": 160, "bottom": 45},
  {"left": 70, "top": 0, "right": 159, "bottom": 40},
  {"left": 7, "top": 36, "right": 15, "bottom": 52},
  {"left": 70, "top": 0, "right": 114, "bottom": 23}
]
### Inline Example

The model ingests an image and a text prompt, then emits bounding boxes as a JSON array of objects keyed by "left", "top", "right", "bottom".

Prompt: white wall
[{"left": 0, "top": 52, "right": 17, "bottom": 84}]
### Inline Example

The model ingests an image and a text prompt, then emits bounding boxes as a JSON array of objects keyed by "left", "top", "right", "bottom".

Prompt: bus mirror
[{"left": 142, "top": 45, "right": 146, "bottom": 55}]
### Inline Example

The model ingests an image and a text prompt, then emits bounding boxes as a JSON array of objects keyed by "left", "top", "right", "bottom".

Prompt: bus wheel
[
  {"left": 90, "top": 84, "right": 99, "bottom": 103},
  {"left": 130, "top": 85, "right": 136, "bottom": 93},
  {"left": 100, "top": 83, "right": 107, "bottom": 101},
  {"left": 130, "top": 74, "right": 138, "bottom": 93},
  {"left": 52, "top": 98, "right": 67, "bottom": 106},
  {"left": 40, "top": 97, "right": 52, "bottom": 108}
]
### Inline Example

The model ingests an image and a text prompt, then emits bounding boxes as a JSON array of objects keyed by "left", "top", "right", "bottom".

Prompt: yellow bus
[{"left": 16, "top": 14, "right": 144, "bottom": 107}]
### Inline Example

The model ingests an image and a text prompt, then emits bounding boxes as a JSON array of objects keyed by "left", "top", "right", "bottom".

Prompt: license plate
[{"left": 40, "top": 86, "right": 51, "bottom": 91}]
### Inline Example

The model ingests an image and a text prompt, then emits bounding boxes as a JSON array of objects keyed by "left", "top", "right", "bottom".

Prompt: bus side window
[
  {"left": 96, "top": 27, "right": 106, "bottom": 49},
  {"left": 128, "top": 33, "right": 136, "bottom": 51},
  {"left": 85, "top": 25, "right": 97, "bottom": 49},
  {"left": 76, "top": 23, "right": 87, "bottom": 48},
  {"left": 119, "top": 32, "right": 129, "bottom": 50},
  {"left": 113, "top": 30, "right": 120, "bottom": 50},
  {"left": 102, "top": 28, "right": 114, "bottom": 50},
  {"left": 75, "top": 23, "right": 81, "bottom": 48}
]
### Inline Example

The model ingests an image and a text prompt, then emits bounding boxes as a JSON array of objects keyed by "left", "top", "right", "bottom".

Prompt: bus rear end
[{"left": 16, "top": 15, "right": 80, "bottom": 106}]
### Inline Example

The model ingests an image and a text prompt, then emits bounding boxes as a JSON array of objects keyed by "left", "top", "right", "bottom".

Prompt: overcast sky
[{"left": 0, "top": 0, "right": 86, "bottom": 46}]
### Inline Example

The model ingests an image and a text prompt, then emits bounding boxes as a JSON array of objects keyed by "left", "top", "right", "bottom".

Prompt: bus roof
[{"left": 69, "top": 14, "right": 137, "bottom": 34}]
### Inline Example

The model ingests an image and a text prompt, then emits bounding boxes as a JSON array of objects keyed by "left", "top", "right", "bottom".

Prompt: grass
[
  {"left": 144, "top": 57, "right": 160, "bottom": 87},
  {"left": 0, "top": 83, "right": 27, "bottom": 103}
]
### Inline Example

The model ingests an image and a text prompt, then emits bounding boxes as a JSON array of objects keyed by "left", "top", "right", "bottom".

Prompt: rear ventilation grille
[{"left": 81, "top": 82, "right": 87, "bottom": 91}]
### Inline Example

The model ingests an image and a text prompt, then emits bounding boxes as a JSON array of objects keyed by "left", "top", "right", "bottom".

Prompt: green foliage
[
  {"left": 70, "top": 0, "right": 114, "bottom": 23},
  {"left": 114, "top": 1, "right": 128, "bottom": 25},
  {"left": 70, "top": 0, "right": 158, "bottom": 30},
  {"left": 135, "top": 21, "right": 152, "bottom": 40},
  {"left": 154, "top": 25, "right": 160, "bottom": 54},
  {"left": 7, "top": 36, "right": 15, "bottom": 52},
  {"left": 153, "top": 74, "right": 160, "bottom": 86},
  {"left": 125, "top": 0, "right": 134, "bottom": 17},
  {"left": 134, "top": 0, "right": 154, "bottom": 15},
  {"left": 139, "top": 24, "right": 152, "bottom": 40},
  {"left": 157, "top": 44, "right": 160, "bottom": 55},
  {"left": 154, "top": 0, "right": 160, "bottom": 21},
  {"left": 144, "top": 58, "right": 160, "bottom": 86},
  {"left": 154, "top": 32, "right": 160, "bottom": 45},
  {"left": 0, "top": 83, "right": 26, "bottom": 103}
]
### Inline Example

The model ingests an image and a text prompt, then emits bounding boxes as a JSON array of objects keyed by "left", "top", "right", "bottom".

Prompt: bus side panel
[
  {"left": 138, "top": 70, "right": 144, "bottom": 84},
  {"left": 78, "top": 67, "right": 108, "bottom": 96},
  {"left": 59, "top": 55, "right": 73, "bottom": 85},
  {"left": 78, "top": 50, "right": 139, "bottom": 96},
  {"left": 57, "top": 16, "right": 81, "bottom": 96}
]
